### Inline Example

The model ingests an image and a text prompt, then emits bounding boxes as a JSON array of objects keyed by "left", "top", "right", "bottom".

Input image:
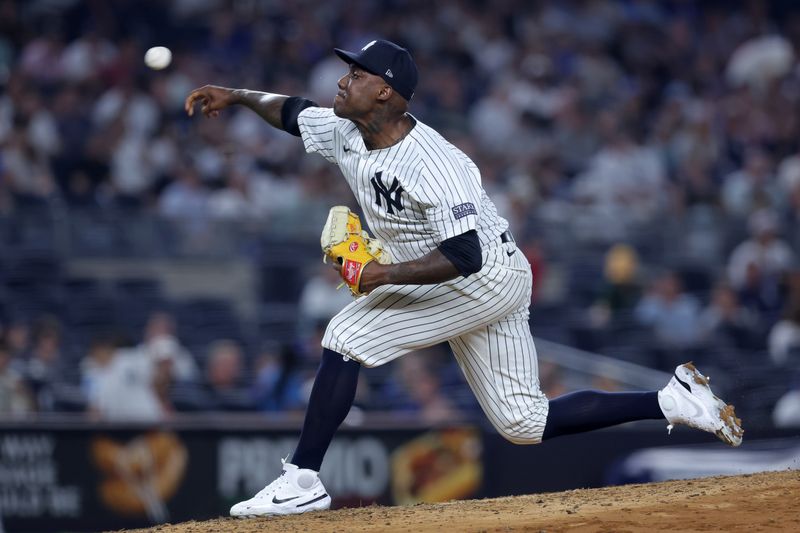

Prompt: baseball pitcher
[{"left": 185, "top": 39, "right": 743, "bottom": 517}]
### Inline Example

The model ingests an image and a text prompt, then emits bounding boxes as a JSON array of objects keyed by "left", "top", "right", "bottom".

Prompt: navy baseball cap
[{"left": 334, "top": 39, "right": 418, "bottom": 101}]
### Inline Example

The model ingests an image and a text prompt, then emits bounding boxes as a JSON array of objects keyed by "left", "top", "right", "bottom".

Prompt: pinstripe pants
[{"left": 322, "top": 241, "right": 550, "bottom": 444}]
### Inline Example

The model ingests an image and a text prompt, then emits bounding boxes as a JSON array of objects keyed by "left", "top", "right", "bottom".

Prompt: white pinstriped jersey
[
  {"left": 299, "top": 105, "right": 549, "bottom": 444},
  {"left": 297, "top": 106, "right": 508, "bottom": 261}
]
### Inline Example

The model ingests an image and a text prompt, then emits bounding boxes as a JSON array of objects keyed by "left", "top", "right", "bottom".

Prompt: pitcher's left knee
[
  {"left": 490, "top": 399, "right": 549, "bottom": 445},
  {"left": 495, "top": 422, "right": 545, "bottom": 445}
]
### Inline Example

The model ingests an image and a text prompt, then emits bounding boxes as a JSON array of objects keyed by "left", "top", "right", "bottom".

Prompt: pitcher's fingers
[
  {"left": 185, "top": 92, "right": 202, "bottom": 115},
  {"left": 184, "top": 92, "right": 198, "bottom": 114}
]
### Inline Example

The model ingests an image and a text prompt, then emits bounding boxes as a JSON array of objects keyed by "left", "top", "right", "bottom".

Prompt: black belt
[{"left": 500, "top": 230, "right": 515, "bottom": 244}]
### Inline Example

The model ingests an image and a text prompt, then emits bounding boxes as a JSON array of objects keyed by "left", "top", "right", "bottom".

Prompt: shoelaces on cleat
[
  {"left": 254, "top": 473, "right": 289, "bottom": 498},
  {"left": 254, "top": 456, "right": 293, "bottom": 499}
]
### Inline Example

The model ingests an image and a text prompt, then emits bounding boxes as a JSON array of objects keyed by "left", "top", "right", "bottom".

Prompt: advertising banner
[
  {"left": 0, "top": 423, "right": 795, "bottom": 532},
  {"left": 0, "top": 425, "right": 483, "bottom": 532}
]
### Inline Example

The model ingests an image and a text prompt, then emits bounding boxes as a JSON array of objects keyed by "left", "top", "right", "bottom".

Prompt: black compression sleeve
[
  {"left": 281, "top": 96, "right": 319, "bottom": 136},
  {"left": 437, "top": 230, "right": 482, "bottom": 277}
]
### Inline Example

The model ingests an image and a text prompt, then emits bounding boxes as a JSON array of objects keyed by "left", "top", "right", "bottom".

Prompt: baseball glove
[{"left": 321, "top": 206, "right": 392, "bottom": 296}]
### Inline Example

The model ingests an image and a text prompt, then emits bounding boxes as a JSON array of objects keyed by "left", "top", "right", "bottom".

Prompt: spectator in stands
[
  {"left": 80, "top": 335, "right": 119, "bottom": 408},
  {"left": 675, "top": 157, "right": 720, "bottom": 210},
  {"left": 772, "top": 368, "right": 800, "bottom": 428},
  {"left": 18, "top": 23, "right": 65, "bottom": 84},
  {"left": 634, "top": 271, "right": 703, "bottom": 355},
  {"left": 298, "top": 264, "right": 354, "bottom": 334},
  {"left": 20, "top": 316, "right": 64, "bottom": 411},
  {"left": 142, "top": 311, "right": 197, "bottom": 382},
  {"left": 1, "top": 127, "right": 58, "bottom": 201},
  {"left": 773, "top": 393, "right": 800, "bottom": 427},
  {"left": 588, "top": 243, "right": 642, "bottom": 329},
  {"left": 768, "top": 300, "right": 800, "bottom": 367},
  {"left": 208, "top": 171, "right": 250, "bottom": 221},
  {"left": 59, "top": 28, "right": 118, "bottom": 84},
  {"left": 86, "top": 341, "right": 171, "bottom": 422},
  {"left": 252, "top": 343, "right": 304, "bottom": 412},
  {"left": 381, "top": 351, "right": 460, "bottom": 424},
  {"left": 0, "top": 339, "right": 33, "bottom": 416},
  {"left": 468, "top": 82, "right": 521, "bottom": 156},
  {"left": 781, "top": 180, "right": 800, "bottom": 248},
  {"left": 728, "top": 209, "right": 794, "bottom": 291},
  {"left": 773, "top": 382, "right": 800, "bottom": 428},
  {"left": 158, "top": 166, "right": 209, "bottom": 220},
  {"left": 4, "top": 317, "right": 30, "bottom": 360},
  {"left": 721, "top": 148, "right": 780, "bottom": 216},
  {"left": 199, "top": 340, "right": 253, "bottom": 411},
  {"left": 699, "top": 283, "right": 761, "bottom": 350},
  {"left": 777, "top": 152, "right": 800, "bottom": 200},
  {"left": 157, "top": 166, "right": 212, "bottom": 250},
  {"left": 736, "top": 262, "right": 787, "bottom": 326},
  {"left": 572, "top": 119, "right": 666, "bottom": 232}
]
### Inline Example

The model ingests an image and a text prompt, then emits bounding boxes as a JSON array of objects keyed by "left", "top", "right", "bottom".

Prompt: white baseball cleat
[
  {"left": 230, "top": 461, "right": 331, "bottom": 518},
  {"left": 658, "top": 362, "right": 744, "bottom": 447}
]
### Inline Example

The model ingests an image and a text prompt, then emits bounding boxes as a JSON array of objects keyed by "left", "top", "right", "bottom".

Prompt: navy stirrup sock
[
  {"left": 291, "top": 349, "right": 360, "bottom": 471},
  {"left": 542, "top": 391, "right": 663, "bottom": 440}
]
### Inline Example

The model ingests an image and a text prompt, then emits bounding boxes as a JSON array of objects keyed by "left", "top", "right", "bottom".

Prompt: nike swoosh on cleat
[
  {"left": 272, "top": 495, "right": 299, "bottom": 504},
  {"left": 674, "top": 374, "right": 692, "bottom": 393},
  {"left": 296, "top": 494, "right": 329, "bottom": 507}
]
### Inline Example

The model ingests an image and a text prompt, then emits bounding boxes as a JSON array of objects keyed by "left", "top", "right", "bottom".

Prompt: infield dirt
[{"left": 126, "top": 469, "right": 798, "bottom": 533}]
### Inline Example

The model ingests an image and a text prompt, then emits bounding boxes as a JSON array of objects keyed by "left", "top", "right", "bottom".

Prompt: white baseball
[{"left": 144, "top": 46, "right": 172, "bottom": 70}]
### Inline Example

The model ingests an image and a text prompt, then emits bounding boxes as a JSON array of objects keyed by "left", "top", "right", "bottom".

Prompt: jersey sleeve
[
  {"left": 297, "top": 107, "right": 340, "bottom": 164},
  {"left": 422, "top": 162, "right": 483, "bottom": 243},
  {"left": 282, "top": 97, "right": 318, "bottom": 137}
]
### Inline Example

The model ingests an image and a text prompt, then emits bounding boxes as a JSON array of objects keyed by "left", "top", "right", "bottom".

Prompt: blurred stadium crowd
[{"left": 1, "top": 0, "right": 799, "bottom": 427}]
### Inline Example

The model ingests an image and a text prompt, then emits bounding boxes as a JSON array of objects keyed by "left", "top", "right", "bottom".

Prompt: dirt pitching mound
[{"left": 130, "top": 470, "right": 798, "bottom": 533}]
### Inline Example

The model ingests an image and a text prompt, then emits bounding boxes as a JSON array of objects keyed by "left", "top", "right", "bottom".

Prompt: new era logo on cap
[{"left": 334, "top": 39, "right": 418, "bottom": 101}]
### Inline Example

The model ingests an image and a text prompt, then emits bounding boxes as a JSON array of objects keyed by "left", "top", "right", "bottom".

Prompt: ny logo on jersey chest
[{"left": 371, "top": 171, "right": 404, "bottom": 214}]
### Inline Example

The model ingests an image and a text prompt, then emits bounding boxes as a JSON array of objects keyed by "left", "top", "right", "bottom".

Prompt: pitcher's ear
[{"left": 376, "top": 84, "right": 393, "bottom": 102}]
